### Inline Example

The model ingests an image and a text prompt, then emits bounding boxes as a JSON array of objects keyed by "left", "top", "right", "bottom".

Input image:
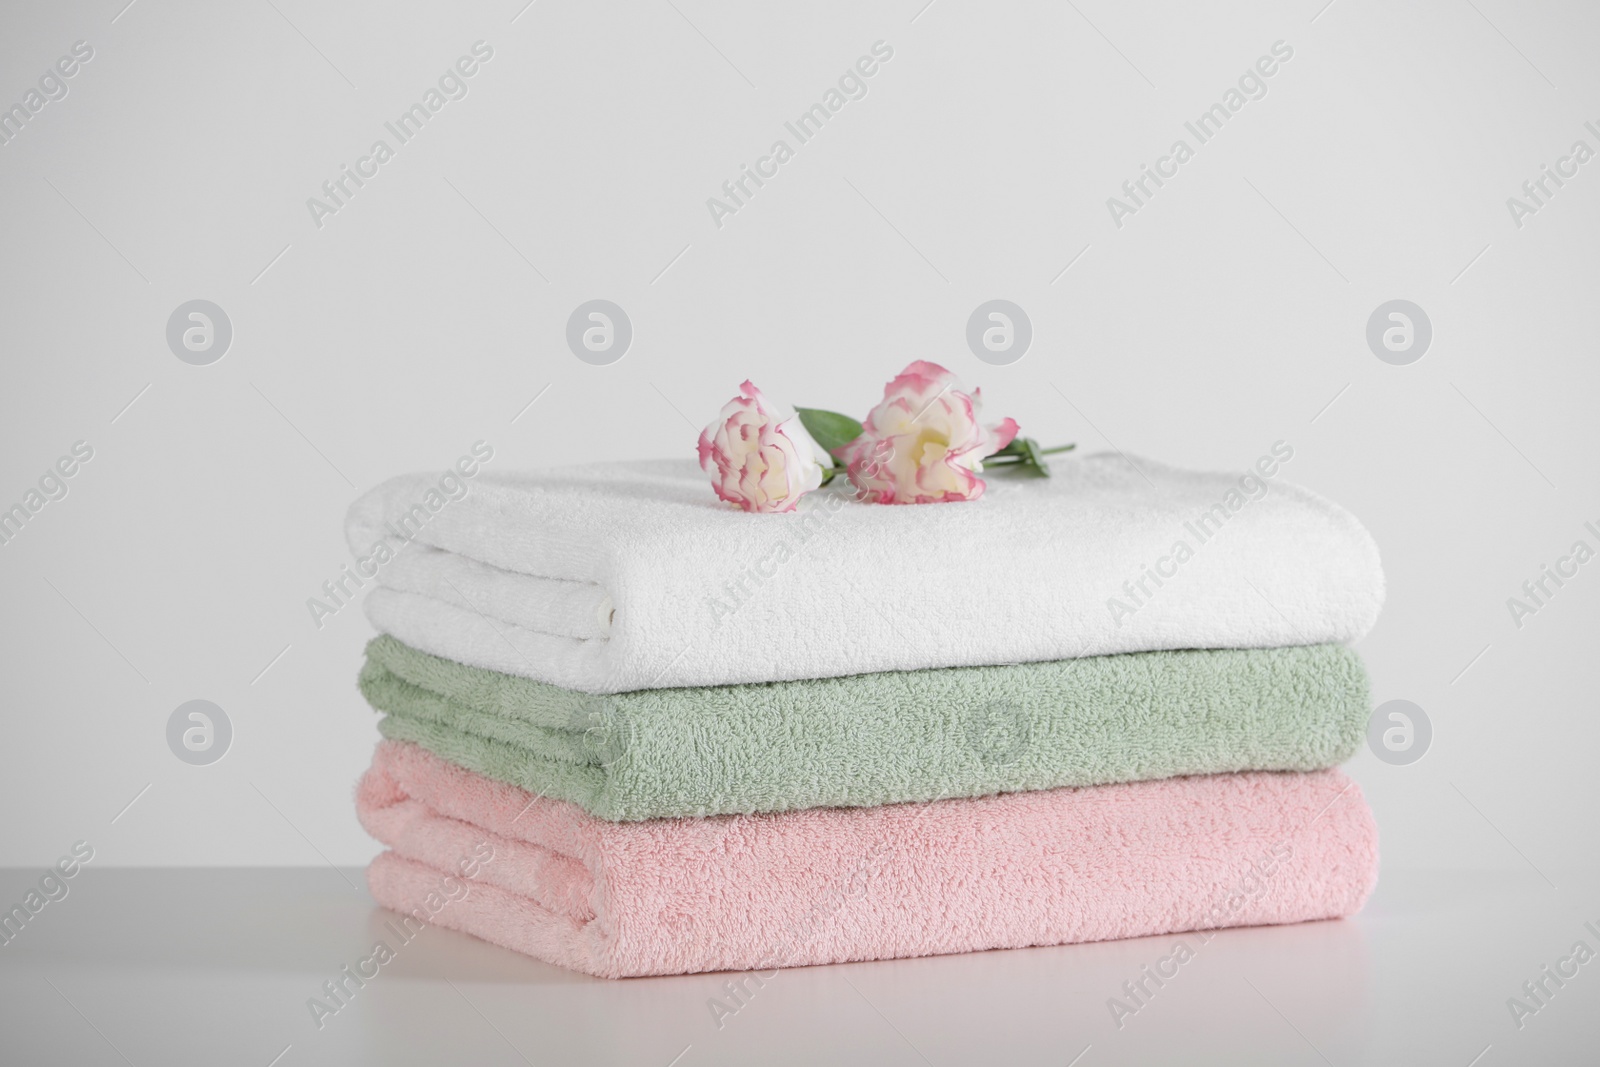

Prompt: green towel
[{"left": 359, "top": 635, "right": 1369, "bottom": 821}]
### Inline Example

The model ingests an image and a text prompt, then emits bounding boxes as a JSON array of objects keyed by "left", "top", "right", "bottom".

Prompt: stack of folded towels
[{"left": 347, "top": 453, "right": 1383, "bottom": 978}]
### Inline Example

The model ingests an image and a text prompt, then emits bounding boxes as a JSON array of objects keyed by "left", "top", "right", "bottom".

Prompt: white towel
[{"left": 345, "top": 453, "right": 1383, "bottom": 693}]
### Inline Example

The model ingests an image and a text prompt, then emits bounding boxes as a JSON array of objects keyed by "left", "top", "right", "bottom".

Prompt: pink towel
[{"left": 357, "top": 741, "right": 1377, "bottom": 978}]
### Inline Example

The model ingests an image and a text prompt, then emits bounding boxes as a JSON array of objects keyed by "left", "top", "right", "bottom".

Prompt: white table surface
[{"left": 1, "top": 867, "right": 1596, "bottom": 1066}]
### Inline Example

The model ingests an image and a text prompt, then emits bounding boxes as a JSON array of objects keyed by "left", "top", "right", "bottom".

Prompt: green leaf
[
  {"left": 984, "top": 436, "right": 1055, "bottom": 477},
  {"left": 1022, "top": 437, "right": 1050, "bottom": 477},
  {"left": 990, "top": 438, "right": 1029, "bottom": 459},
  {"left": 795, "top": 407, "right": 864, "bottom": 456}
]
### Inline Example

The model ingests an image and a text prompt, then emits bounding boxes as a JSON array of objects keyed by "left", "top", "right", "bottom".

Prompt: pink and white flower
[
  {"left": 698, "top": 381, "right": 830, "bottom": 513},
  {"left": 840, "top": 361, "right": 1019, "bottom": 504}
]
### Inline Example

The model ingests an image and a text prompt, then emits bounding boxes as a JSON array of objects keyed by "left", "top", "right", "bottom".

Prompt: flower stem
[{"left": 988, "top": 443, "right": 1075, "bottom": 464}]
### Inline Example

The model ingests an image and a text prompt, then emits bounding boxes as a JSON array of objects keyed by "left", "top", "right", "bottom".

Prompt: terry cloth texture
[
  {"left": 345, "top": 454, "right": 1385, "bottom": 692},
  {"left": 358, "top": 741, "right": 1379, "bottom": 978},
  {"left": 360, "top": 635, "right": 1372, "bottom": 821}
]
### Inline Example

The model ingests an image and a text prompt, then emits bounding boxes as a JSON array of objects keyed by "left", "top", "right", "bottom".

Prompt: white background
[{"left": 1, "top": 0, "right": 1595, "bottom": 895}]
